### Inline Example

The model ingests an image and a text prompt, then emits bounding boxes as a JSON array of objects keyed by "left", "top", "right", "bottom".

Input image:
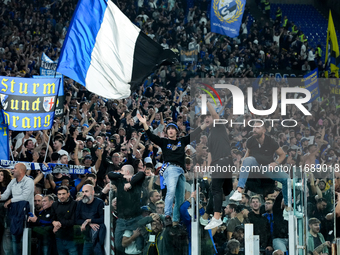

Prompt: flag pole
[
  {"left": 9, "top": 144, "right": 15, "bottom": 161},
  {"left": 44, "top": 130, "right": 52, "bottom": 162},
  {"left": 43, "top": 76, "right": 62, "bottom": 162}
]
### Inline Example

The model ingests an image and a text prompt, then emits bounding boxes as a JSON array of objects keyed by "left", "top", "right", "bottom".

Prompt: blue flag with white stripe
[
  {"left": 210, "top": 0, "right": 245, "bottom": 38},
  {"left": 57, "top": 0, "right": 177, "bottom": 99}
]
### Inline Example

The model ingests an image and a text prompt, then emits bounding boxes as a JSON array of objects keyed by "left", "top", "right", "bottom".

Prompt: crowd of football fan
[{"left": 0, "top": 0, "right": 339, "bottom": 254}]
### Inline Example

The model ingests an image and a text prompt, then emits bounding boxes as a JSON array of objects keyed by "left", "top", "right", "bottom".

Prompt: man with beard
[
  {"left": 75, "top": 184, "right": 105, "bottom": 254},
  {"left": 230, "top": 121, "right": 290, "bottom": 219},
  {"left": 307, "top": 218, "right": 330, "bottom": 255},
  {"left": 51, "top": 186, "right": 78, "bottom": 255},
  {"left": 34, "top": 194, "right": 43, "bottom": 215},
  {"left": 28, "top": 195, "right": 54, "bottom": 255}
]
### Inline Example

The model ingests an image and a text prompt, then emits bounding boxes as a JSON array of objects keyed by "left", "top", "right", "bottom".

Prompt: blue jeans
[
  {"left": 238, "top": 157, "right": 289, "bottom": 205},
  {"left": 273, "top": 238, "right": 288, "bottom": 252},
  {"left": 163, "top": 164, "right": 185, "bottom": 223},
  {"left": 115, "top": 215, "right": 143, "bottom": 254},
  {"left": 82, "top": 240, "right": 93, "bottom": 255},
  {"left": 56, "top": 238, "right": 79, "bottom": 255},
  {"left": 11, "top": 235, "right": 22, "bottom": 255},
  {"left": 2, "top": 227, "right": 12, "bottom": 255}
]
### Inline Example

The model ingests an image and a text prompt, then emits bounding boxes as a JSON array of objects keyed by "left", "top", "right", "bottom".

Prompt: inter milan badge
[
  {"left": 171, "top": 145, "right": 177, "bottom": 151},
  {"left": 213, "top": 0, "right": 243, "bottom": 24}
]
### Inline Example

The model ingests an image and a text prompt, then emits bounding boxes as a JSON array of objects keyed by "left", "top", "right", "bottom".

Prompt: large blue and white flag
[
  {"left": 57, "top": 0, "right": 177, "bottom": 99},
  {"left": 210, "top": 0, "right": 245, "bottom": 38}
]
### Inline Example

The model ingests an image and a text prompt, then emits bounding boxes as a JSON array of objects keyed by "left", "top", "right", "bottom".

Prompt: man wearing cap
[
  {"left": 137, "top": 113, "right": 206, "bottom": 228},
  {"left": 226, "top": 205, "right": 249, "bottom": 240},
  {"left": 83, "top": 148, "right": 91, "bottom": 158},
  {"left": 307, "top": 218, "right": 330, "bottom": 255},
  {"left": 86, "top": 138, "right": 96, "bottom": 157}
]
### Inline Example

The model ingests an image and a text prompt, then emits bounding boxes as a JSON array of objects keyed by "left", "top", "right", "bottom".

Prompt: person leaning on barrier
[
  {"left": 75, "top": 184, "right": 105, "bottom": 255},
  {"left": 51, "top": 185, "right": 78, "bottom": 255},
  {"left": 0, "top": 169, "right": 13, "bottom": 255},
  {"left": 0, "top": 163, "right": 34, "bottom": 255},
  {"left": 28, "top": 195, "right": 55, "bottom": 255}
]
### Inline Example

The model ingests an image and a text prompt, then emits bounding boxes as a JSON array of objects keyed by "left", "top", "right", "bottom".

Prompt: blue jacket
[{"left": 8, "top": 201, "right": 30, "bottom": 236}]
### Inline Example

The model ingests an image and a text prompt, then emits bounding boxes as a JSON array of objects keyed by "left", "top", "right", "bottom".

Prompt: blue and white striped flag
[{"left": 57, "top": 0, "right": 177, "bottom": 99}]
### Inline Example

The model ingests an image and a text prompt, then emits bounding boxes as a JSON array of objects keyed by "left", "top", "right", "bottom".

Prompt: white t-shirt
[
  {"left": 300, "top": 44, "right": 307, "bottom": 59},
  {"left": 241, "top": 23, "right": 248, "bottom": 35},
  {"left": 273, "top": 35, "right": 280, "bottom": 46},
  {"left": 123, "top": 230, "right": 142, "bottom": 254},
  {"left": 161, "top": 43, "right": 169, "bottom": 49},
  {"left": 308, "top": 50, "right": 315, "bottom": 61}
]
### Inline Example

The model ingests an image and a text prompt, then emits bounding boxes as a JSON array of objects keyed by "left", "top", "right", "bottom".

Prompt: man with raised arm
[
  {"left": 199, "top": 98, "right": 234, "bottom": 230},
  {"left": 137, "top": 113, "right": 206, "bottom": 228}
]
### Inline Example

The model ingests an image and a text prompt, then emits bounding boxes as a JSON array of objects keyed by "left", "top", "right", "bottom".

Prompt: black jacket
[
  {"left": 32, "top": 207, "right": 53, "bottom": 226},
  {"left": 273, "top": 192, "right": 288, "bottom": 239},
  {"left": 8, "top": 201, "right": 30, "bottom": 236},
  {"left": 145, "top": 127, "right": 202, "bottom": 170},
  {"left": 248, "top": 211, "right": 272, "bottom": 248},
  {"left": 75, "top": 197, "right": 104, "bottom": 225},
  {"left": 108, "top": 171, "right": 145, "bottom": 219},
  {"left": 50, "top": 197, "right": 77, "bottom": 240}
]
